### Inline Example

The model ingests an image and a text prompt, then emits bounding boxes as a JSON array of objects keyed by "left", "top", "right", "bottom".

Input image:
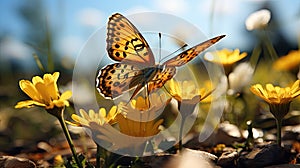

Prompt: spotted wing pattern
[
  {"left": 147, "top": 67, "right": 176, "bottom": 93},
  {"left": 106, "top": 13, "right": 155, "bottom": 65},
  {"left": 96, "top": 63, "right": 142, "bottom": 98},
  {"left": 163, "top": 35, "right": 225, "bottom": 67}
]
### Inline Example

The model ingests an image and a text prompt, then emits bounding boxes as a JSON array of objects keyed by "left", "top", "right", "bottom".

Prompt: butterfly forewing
[
  {"left": 163, "top": 35, "right": 225, "bottom": 67},
  {"left": 107, "top": 13, "right": 155, "bottom": 65}
]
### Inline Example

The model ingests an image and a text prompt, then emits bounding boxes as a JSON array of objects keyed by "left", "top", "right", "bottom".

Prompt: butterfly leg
[
  {"left": 145, "top": 83, "right": 151, "bottom": 109},
  {"left": 128, "top": 83, "right": 144, "bottom": 103}
]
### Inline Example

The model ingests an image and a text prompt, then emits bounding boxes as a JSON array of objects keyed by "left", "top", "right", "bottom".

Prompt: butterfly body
[{"left": 96, "top": 13, "right": 225, "bottom": 100}]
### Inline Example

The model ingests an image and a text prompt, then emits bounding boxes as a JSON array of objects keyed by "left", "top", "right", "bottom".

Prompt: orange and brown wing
[
  {"left": 147, "top": 67, "right": 176, "bottom": 93},
  {"left": 96, "top": 63, "right": 143, "bottom": 99},
  {"left": 107, "top": 13, "right": 155, "bottom": 65},
  {"left": 163, "top": 35, "right": 225, "bottom": 67}
]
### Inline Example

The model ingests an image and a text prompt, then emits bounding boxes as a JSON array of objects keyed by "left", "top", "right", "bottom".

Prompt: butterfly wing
[
  {"left": 163, "top": 35, "right": 225, "bottom": 67},
  {"left": 147, "top": 67, "right": 176, "bottom": 93},
  {"left": 96, "top": 63, "right": 144, "bottom": 99},
  {"left": 107, "top": 13, "right": 155, "bottom": 65}
]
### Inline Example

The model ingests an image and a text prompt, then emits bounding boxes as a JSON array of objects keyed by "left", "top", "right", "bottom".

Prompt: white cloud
[
  {"left": 154, "top": 0, "right": 188, "bottom": 15},
  {"left": 78, "top": 8, "right": 104, "bottom": 27},
  {"left": 57, "top": 36, "right": 84, "bottom": 57},
  {"left": 124, "top": 6, "right": 153, "bottom": 15},
  {"left": 0, "top": 37, "right": 33, "bottom": 59}
]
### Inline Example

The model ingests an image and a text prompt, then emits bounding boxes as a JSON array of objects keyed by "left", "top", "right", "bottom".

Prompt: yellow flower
[
  {"left": 128, "top": 92, "right": 170, "bottom": 113},
  {"left": 88, "top": 95, "right": 166, "bottom": 152},
  {"left": 250, "top": 80, "right": 300, "bottom": 146},
  {"left": 116, "top": 93, "right": 168, "bottom": 137},
  {"left": 273, "top": 50, "right": 300, "bottom": 71},
  {"left": 250, "top": 80, "right": 300, "bottom": 105},
  {"left": 15, "top": 72, "right": 72, "bottom": 109},
  {"left": 116, "top": 113, "right": 163, "bottom": 137},
  {"left": 68, "top": 106, "right": 119, "bottom": 127},
  {"left": 204, "top": 49, "right": 247, "bottom": 66},
  {"left": 167, "top": 79, "right": 212, "bottom": 104}
]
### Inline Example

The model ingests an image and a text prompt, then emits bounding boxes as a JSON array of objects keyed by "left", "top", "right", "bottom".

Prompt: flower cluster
[{"left": 12, "top": 8, "right": 300, "bottom": 167}]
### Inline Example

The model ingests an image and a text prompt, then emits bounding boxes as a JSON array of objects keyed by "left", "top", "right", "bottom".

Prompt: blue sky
[{"left": 0, "top": 0, "right": 299, "bottom": 71}]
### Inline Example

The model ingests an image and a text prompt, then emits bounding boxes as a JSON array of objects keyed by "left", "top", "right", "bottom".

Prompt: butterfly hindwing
[
  {"left": 148, "top": 67, "right": 176, "bottom": 93},
  {"left": 96, "top": 63, "right": 143, "bottom": 98},
  {"left": 107, "top": 13, "right": 155, "bottom": 65},
  {"left": 163, "top": 35, "right": 225, "bottom": 67}
]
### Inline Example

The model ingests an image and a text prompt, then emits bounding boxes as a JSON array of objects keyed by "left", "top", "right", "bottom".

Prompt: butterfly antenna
[
  {"left": 145, "top": 84, "right": 151, "bottom": 109},
  {"left": 160, "top": 43, "right": 188, "bottom": 62},
  {"left": 158, "top": 33, "right": 162, "bottom": 64}
]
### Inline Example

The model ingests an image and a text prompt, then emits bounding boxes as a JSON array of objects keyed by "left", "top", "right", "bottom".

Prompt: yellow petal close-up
[
  {"left": 19, "top": 80, "right": 41, "bottom": 101},
  {"left": 35, "top": 82, "right": 51, "bottom": 104},
  {"left": 71, "top": 113, "right": 89, "bottom": 126},
  {"left": 32, "top": 75, "right": 43, "bottom": 85},
  {"left": 107, "top": 106, "right": 118, "bottom": 122},
  {"left": 60, "top": 91, "right": 72, "bottom": 101},
  {"left": 15, "top": 100, "right": 46, "bottom": 108}
]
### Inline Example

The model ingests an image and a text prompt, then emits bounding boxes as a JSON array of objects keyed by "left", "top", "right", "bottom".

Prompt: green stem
[
  {"left": 275, "top": 118, "right": 282, "bottom": 146},
  {"left": 96, "top": 144, "right": 101, "bottom": 168},
  {"left": 57, "top": 111, "right": 83, "bottom": 168},
  {"left": 45, "top": 17, "right": 54, "bottom": 72},
  {"left": 178, "top": 115, "right": 186, "bottom": 152},
  {"left": 262, "top": 29, "right": 278, "bottom": 61},
  {"left": 249, "top": 43, "right": 262, "bottom": 69}
]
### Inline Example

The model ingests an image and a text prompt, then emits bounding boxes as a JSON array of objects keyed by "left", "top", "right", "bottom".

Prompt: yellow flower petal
[
  {"left": 60, "top": 91, "right": 72, "bottom": 100},
  {"left": 44, "top": 73, "right": 59, "bottom": 100},
  {"left": 15, "top": 100, "right": 46, "bottom": 108},
  {"left": 19, "top": 80, "right": 41, "bottom": 101},
  {"left": 99, "top": 108, "right": 106, "bottom": 118},
  {"left": 35, "top": 82, "right": 51, "bottom": 104},
  {"left": 107, "top": 106, "right": 118, "bottom": 123},
  {"left": 32, "top": 76, "right": 43, "bottom": 85},
  {"left": 291, "top": 80, "right": 300, "bottom": 93},
  {"left": 71, "top": 114, "right": 89, "bottom": 126}
]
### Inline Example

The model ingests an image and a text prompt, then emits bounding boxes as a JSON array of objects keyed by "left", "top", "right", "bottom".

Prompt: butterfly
[{"left": 96, "top": 13, "right": 225, "bottom": 101}]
